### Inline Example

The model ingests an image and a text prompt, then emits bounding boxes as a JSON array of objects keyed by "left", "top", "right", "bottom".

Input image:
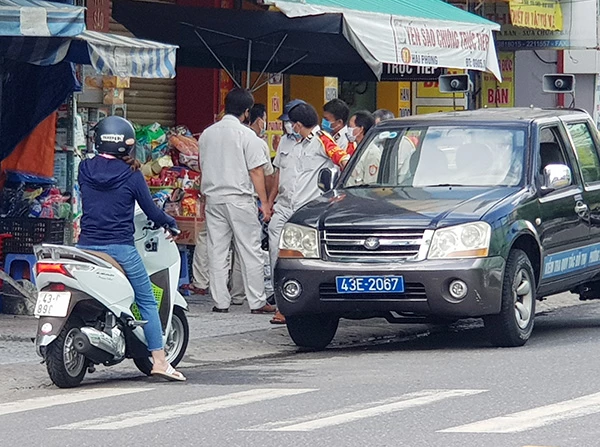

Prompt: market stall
[{"left": 0, "top": 0, "right": 179, "bottom": 314}]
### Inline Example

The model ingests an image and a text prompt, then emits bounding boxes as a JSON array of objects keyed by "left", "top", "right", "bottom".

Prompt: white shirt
[
  {"left": 273, "top": 135, "right": 300, "bottom": 211},
  {"left": 333, "top": 125, "right": 349, "bottom": 150},
  {"left": 290, "top": 126, "right": 335, "bottom": 211},
  {"left": 255, "top": 135, "right": 274, "bottom": 176},
  {"left": 199, "top": 115, "right": 268, "bottom": 204}
]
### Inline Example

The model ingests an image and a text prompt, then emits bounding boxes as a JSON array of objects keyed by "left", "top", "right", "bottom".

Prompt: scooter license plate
[{"left": 34, "top": 292, "right": 71, "bottom": 317}]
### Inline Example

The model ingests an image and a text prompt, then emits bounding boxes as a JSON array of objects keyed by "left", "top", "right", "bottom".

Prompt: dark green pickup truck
[{"left": 274, "top": 107, "right": 600, "bottom": 349}]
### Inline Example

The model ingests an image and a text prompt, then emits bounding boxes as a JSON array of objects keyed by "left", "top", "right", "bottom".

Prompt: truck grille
[
  {"left": 322, "top": 228, "right": 427, "bottom": 260},
  {"left": 319, "top": 283, "right": 426, "bottom": 301}
]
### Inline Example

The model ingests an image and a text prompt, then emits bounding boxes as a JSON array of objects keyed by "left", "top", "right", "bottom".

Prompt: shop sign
[
  {"left": 389, "top": 18, "right": 496, "bottom": 76},
  {"left": 398, "top": 82, "right": 411, "bottom": 117},
  {"left": 485, "top": 0, "right": 596, "bottom": 50},
  {"left": 481, "top": 52, "right": 515, "bottom": 108},
  {"left": 508, "top": 0, "right": 562, "bottom": 31},
  {"left": 381, "top": 64, "right": 444, "bottom": 82},
  {"left": 267, "top": 74, "right": 284, "bottom": 157},
  {"left": 324, "top": 77, "right": 338, "bottom": 102},
  {"left": 86, "top": 0, "right": 110, "bottom": 33},
  {"left": 416, "top": 69, "right": 465, "bottom": 99}
]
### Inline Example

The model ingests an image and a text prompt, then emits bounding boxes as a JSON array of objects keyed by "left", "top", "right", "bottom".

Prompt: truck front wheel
[
  {"left": 484, "top": 249, "right": 535, "bottom": 347},
  {"left": 286, "top": 314, "right": 339, "bottom": 350}
]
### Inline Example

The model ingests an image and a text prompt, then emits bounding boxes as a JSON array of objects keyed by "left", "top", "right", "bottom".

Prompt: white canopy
[{"left": 266, "top": 0, "right": 502, "bottom": 81}]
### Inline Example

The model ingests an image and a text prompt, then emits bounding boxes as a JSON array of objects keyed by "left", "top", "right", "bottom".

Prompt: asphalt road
[{"left": 2, "top": 299, "right": 600, "bottom": 447}]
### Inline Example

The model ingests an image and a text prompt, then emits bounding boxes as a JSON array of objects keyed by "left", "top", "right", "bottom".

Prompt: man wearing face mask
[
  {"left": 346, "top": 110, "right": 376, "bottom": 156},
  {"left": 199, "top": 89, "right": 276, "bottom": 314},
  {"left": 322, "top": 98, "right": 351, "bottom": 150},
  {"left": 268, "top": 101, "right": 350, "bottom": 324},
  {"left": 248, "top": 104, "right": 275, "bottom": 195}
]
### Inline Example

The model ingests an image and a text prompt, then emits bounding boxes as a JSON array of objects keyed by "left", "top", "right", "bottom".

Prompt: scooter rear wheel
[
  {"left": 134, "top": 307, "right": 189, "bottom": 376},
  {"left": 45, "top": 318, "right": 88, "bottom": 388}
]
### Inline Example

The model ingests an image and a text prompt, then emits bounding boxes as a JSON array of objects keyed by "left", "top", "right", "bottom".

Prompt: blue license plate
[{"left": 335, "top": 276, "right": 404, "bottom": 294}]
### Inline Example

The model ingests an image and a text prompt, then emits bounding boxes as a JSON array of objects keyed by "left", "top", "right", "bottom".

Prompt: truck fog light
[
  {"left": 41, "top": 323, "right": 53, "bottom": 334},
  {"left": 449, "top": 280, "right": 468, "bottom": 299},
  {"left": 282, "top": 280, "right": 302, "bottom": 301}
]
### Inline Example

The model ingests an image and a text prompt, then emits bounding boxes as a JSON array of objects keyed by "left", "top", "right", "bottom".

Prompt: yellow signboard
[
  {"left": 509, "top": 0, "right": 563, "bottom": 31},
  {"left": 266, "top": 74, "right": 284, "bottom": 158},
  {"left": 481, "top": 52, "right": 515, "bottom": 108},
  {"left": 416, "top": 69, "right": 464, "bottom": 99}
]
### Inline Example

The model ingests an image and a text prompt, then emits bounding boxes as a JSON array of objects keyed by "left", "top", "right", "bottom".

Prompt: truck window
[
  {"left": 344, "top": 126, "right": 526, "bottom": 188},
  {"left": 566, "top": 122, "right": 600, "bottom": 185},
  {"left": 538, "top": 127, "right": 571, "bottom": 177}
]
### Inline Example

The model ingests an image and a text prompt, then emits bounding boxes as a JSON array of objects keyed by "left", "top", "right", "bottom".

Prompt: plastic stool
[
  {"left": 178, "top": 246, "right": 190, "bottom": 290},
  {"left": 4, "top": 253, "right": 37, "bottom": 285}
]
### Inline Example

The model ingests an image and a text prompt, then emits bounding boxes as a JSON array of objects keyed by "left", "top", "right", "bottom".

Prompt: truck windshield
[{"left": 344, "top": 126, "right": 527, "bottom": 188}]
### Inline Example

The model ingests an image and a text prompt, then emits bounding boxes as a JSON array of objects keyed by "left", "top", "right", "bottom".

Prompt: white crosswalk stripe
[
  {"left": 245, "top": 389, "right": 487, "bottom": 432},
  {"left": 0, "top": 387, "right": 152, "bottom": 417},
  {"left": 440, "top": 391, "right": 600, "bottom": 433},
  {"left": 50, "top": 388, "right": 317, "bottom": 430}
]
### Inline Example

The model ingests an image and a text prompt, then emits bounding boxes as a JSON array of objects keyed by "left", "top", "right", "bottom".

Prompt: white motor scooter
[{"left": 33, "top": 207, "right": 189, "bottom": 388}]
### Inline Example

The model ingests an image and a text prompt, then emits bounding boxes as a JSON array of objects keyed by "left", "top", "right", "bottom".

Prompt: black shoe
[
  {"left": 266, "top": 294, "right": 276, "bottom": 305},
  {"left": 212, "top": 306, "right": 229, "bottom": 313}
]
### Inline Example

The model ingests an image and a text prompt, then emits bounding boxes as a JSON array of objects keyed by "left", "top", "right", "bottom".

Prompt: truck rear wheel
[
  {"left": 484, "top": 249, "right": 535, "bottom": 347},
  {"left": 286, "top": 314, "right": 339, "bottom": 350}
]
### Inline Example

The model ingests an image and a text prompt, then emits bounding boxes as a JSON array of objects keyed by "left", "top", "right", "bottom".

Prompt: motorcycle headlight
[
  {"left": 428, "top": 222, "right": 491, "bottom": 259},
  {"left": 279, "top": 223, "right": 319, "bottom": 259}
]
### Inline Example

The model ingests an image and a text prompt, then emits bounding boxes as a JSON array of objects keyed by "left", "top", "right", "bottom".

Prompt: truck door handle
[{"left": 575, "top": 201, "right": 589, "bottom": 215}]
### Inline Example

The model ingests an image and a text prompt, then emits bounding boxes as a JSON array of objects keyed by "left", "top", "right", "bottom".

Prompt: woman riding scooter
[{"left": 77, "top": 116, "right": 186, "bottom": 382}]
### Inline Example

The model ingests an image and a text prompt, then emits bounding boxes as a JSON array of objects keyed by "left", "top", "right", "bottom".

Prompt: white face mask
[
  {"left": 284, "top": 121, "right": 294, "bottom": 135},
  {"left": 347, "top": 127, "right": 358, "bottom": 143}
]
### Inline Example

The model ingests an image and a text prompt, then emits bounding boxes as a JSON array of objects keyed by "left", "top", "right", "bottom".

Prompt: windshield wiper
[{"left": 422, "top": 183, "right": 465, "bottom": 187}]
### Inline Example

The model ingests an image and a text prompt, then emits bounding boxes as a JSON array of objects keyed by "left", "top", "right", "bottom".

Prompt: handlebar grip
[{"left": 168, "top": 227, "right": 182, "bottom": 237}]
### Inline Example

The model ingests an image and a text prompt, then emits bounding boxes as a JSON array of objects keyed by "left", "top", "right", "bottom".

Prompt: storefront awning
[
  {"left": 69, "top": 31, "right": 177, "bottom": 78},
  {"left": 0, "top": 30, "right": 178, "bottom": 77},
  {"left": 266, "top": 0, "right": 502, "bottom": 80},
  {"left": 0, "top": 0, "right": 84, "bottom": 37},
  {"left": 113, "top": 0, "right": 502, "bottom": 83}
]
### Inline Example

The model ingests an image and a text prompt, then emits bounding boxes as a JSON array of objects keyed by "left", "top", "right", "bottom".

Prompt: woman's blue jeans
[{"left": 77, "top": 244, "right": 164, "bottom": 351}]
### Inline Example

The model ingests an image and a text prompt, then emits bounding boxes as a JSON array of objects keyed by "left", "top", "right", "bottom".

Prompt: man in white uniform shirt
[
  {"left": 268, "top": 102, "right": 350, "bottom": 324},
  {"left": 322, "top": 98, "right": 350, "bottom": 150},
  {"left": 199, "top": 89, "right": 276, "bottom": 314}
]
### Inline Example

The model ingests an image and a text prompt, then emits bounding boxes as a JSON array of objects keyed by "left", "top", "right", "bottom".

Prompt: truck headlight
[
  {"left": 428, "top": 222, "right": 491, "bottom": 259},
  {"left": 279, "top": 223, "right": 319, "bottom": 259}
]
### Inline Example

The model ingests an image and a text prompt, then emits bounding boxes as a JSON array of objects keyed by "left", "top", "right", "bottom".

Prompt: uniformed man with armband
[{"left": 267, "top": 102, "right": 350, "bottom": 325}]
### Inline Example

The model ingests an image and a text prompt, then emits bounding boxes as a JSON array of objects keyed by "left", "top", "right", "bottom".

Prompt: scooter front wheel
[
  {"left": 45, "top": 318, "right": 88, "bottom": 388},
  {"left": 134, "top": 307, "right": 189, "bottom": 376}
]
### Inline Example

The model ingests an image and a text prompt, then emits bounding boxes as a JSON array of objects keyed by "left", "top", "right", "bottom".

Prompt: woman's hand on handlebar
[{"left": 164, "top": 226, "right": 181, "bottom": 242}]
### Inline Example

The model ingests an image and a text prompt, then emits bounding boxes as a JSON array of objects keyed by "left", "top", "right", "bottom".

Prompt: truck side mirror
[
  {"left": 541, "top": 164, "right": 572, "bottom": 194},
  {"left": 318, "top": 167, "right": 339, "bottom": 193}
]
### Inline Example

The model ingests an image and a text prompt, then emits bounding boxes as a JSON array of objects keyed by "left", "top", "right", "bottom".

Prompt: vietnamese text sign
[
  {"left": 485, "top": 0, "right": 595, "bottom": 50},
  {"left": 392, "top": 20, "right": 493, "bottom": 73},
  {"left": 482, "top": 52, "right": 514, "bottom": 108},
  {"left": 381, "top": 65, "right": 444, "bottom": 82},
  {"left": 509, "top": 0, "right": 562, "bottom": 31},
  {"left": 267, "top": 74, "right": 284, "bottom": 157}
]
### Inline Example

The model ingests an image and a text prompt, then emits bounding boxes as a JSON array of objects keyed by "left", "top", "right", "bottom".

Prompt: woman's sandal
[{"left": 151, "top": 365, "right": 187, "bottom": 382}]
